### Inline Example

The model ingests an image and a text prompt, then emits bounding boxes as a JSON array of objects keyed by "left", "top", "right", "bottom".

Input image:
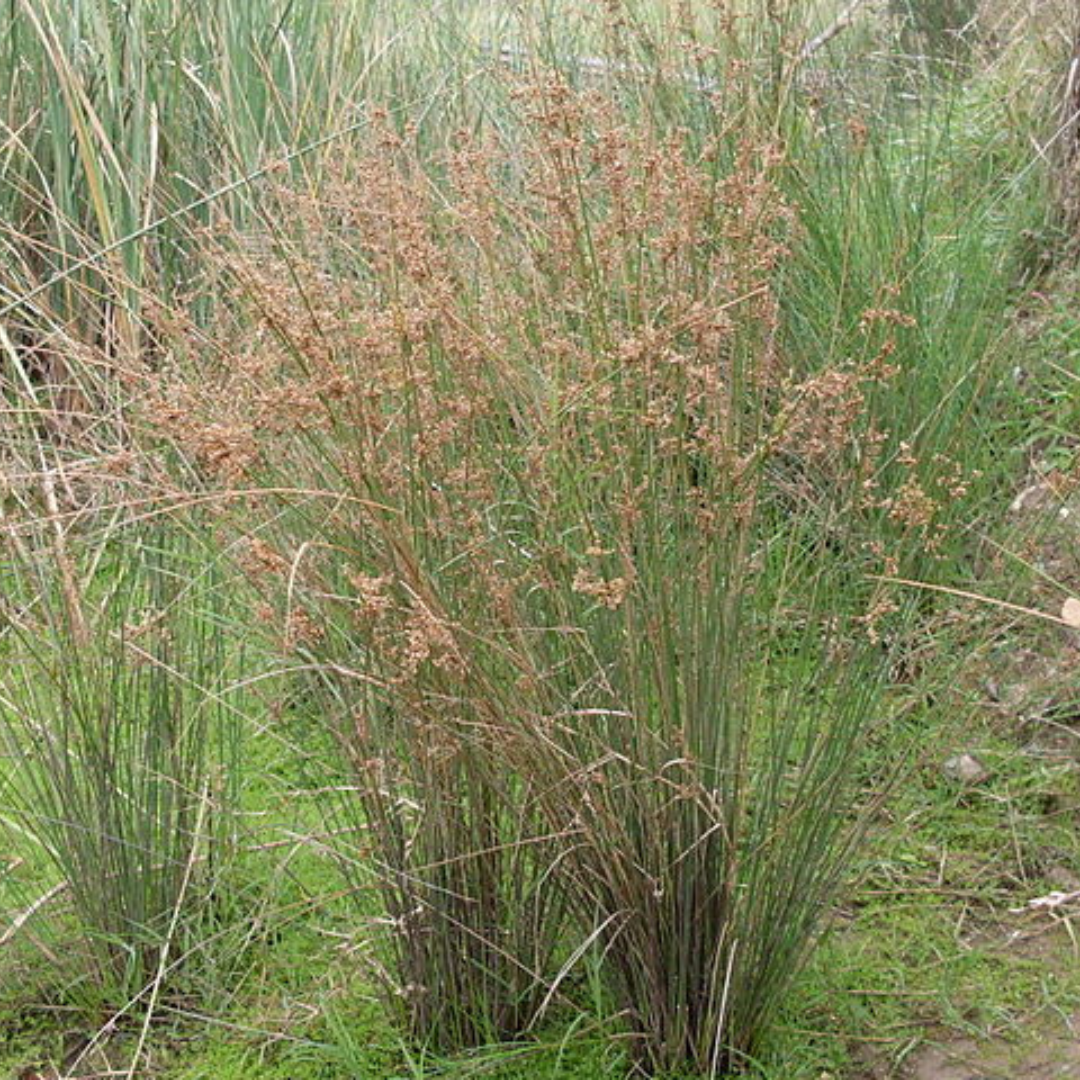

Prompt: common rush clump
[{"left": 136, "top": 54, "right": 965, "bottom": 1070}]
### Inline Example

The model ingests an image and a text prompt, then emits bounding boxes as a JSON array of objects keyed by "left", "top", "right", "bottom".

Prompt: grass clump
[{"left": 0, "top": 527, "right": 241, "bottom": 1005}]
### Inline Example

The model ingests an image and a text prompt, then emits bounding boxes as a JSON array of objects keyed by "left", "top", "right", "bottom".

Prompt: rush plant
[
  {"left": 142, "top": 53, "right": 929, "bottom": 1071},
  {"left": 0, "top": 527, "right": 239, "bottom": 1002}
]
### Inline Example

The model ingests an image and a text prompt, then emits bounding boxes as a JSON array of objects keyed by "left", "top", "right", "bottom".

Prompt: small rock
[
  {"left": 942, "top": 753, "right": 990, "bottom": 785},
  {"left": 1046, "top": 865, "right": 1080, "bottom": 892},
  {"left": 1010, "top": 481, "right": 1054, "bottom": 515}
]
